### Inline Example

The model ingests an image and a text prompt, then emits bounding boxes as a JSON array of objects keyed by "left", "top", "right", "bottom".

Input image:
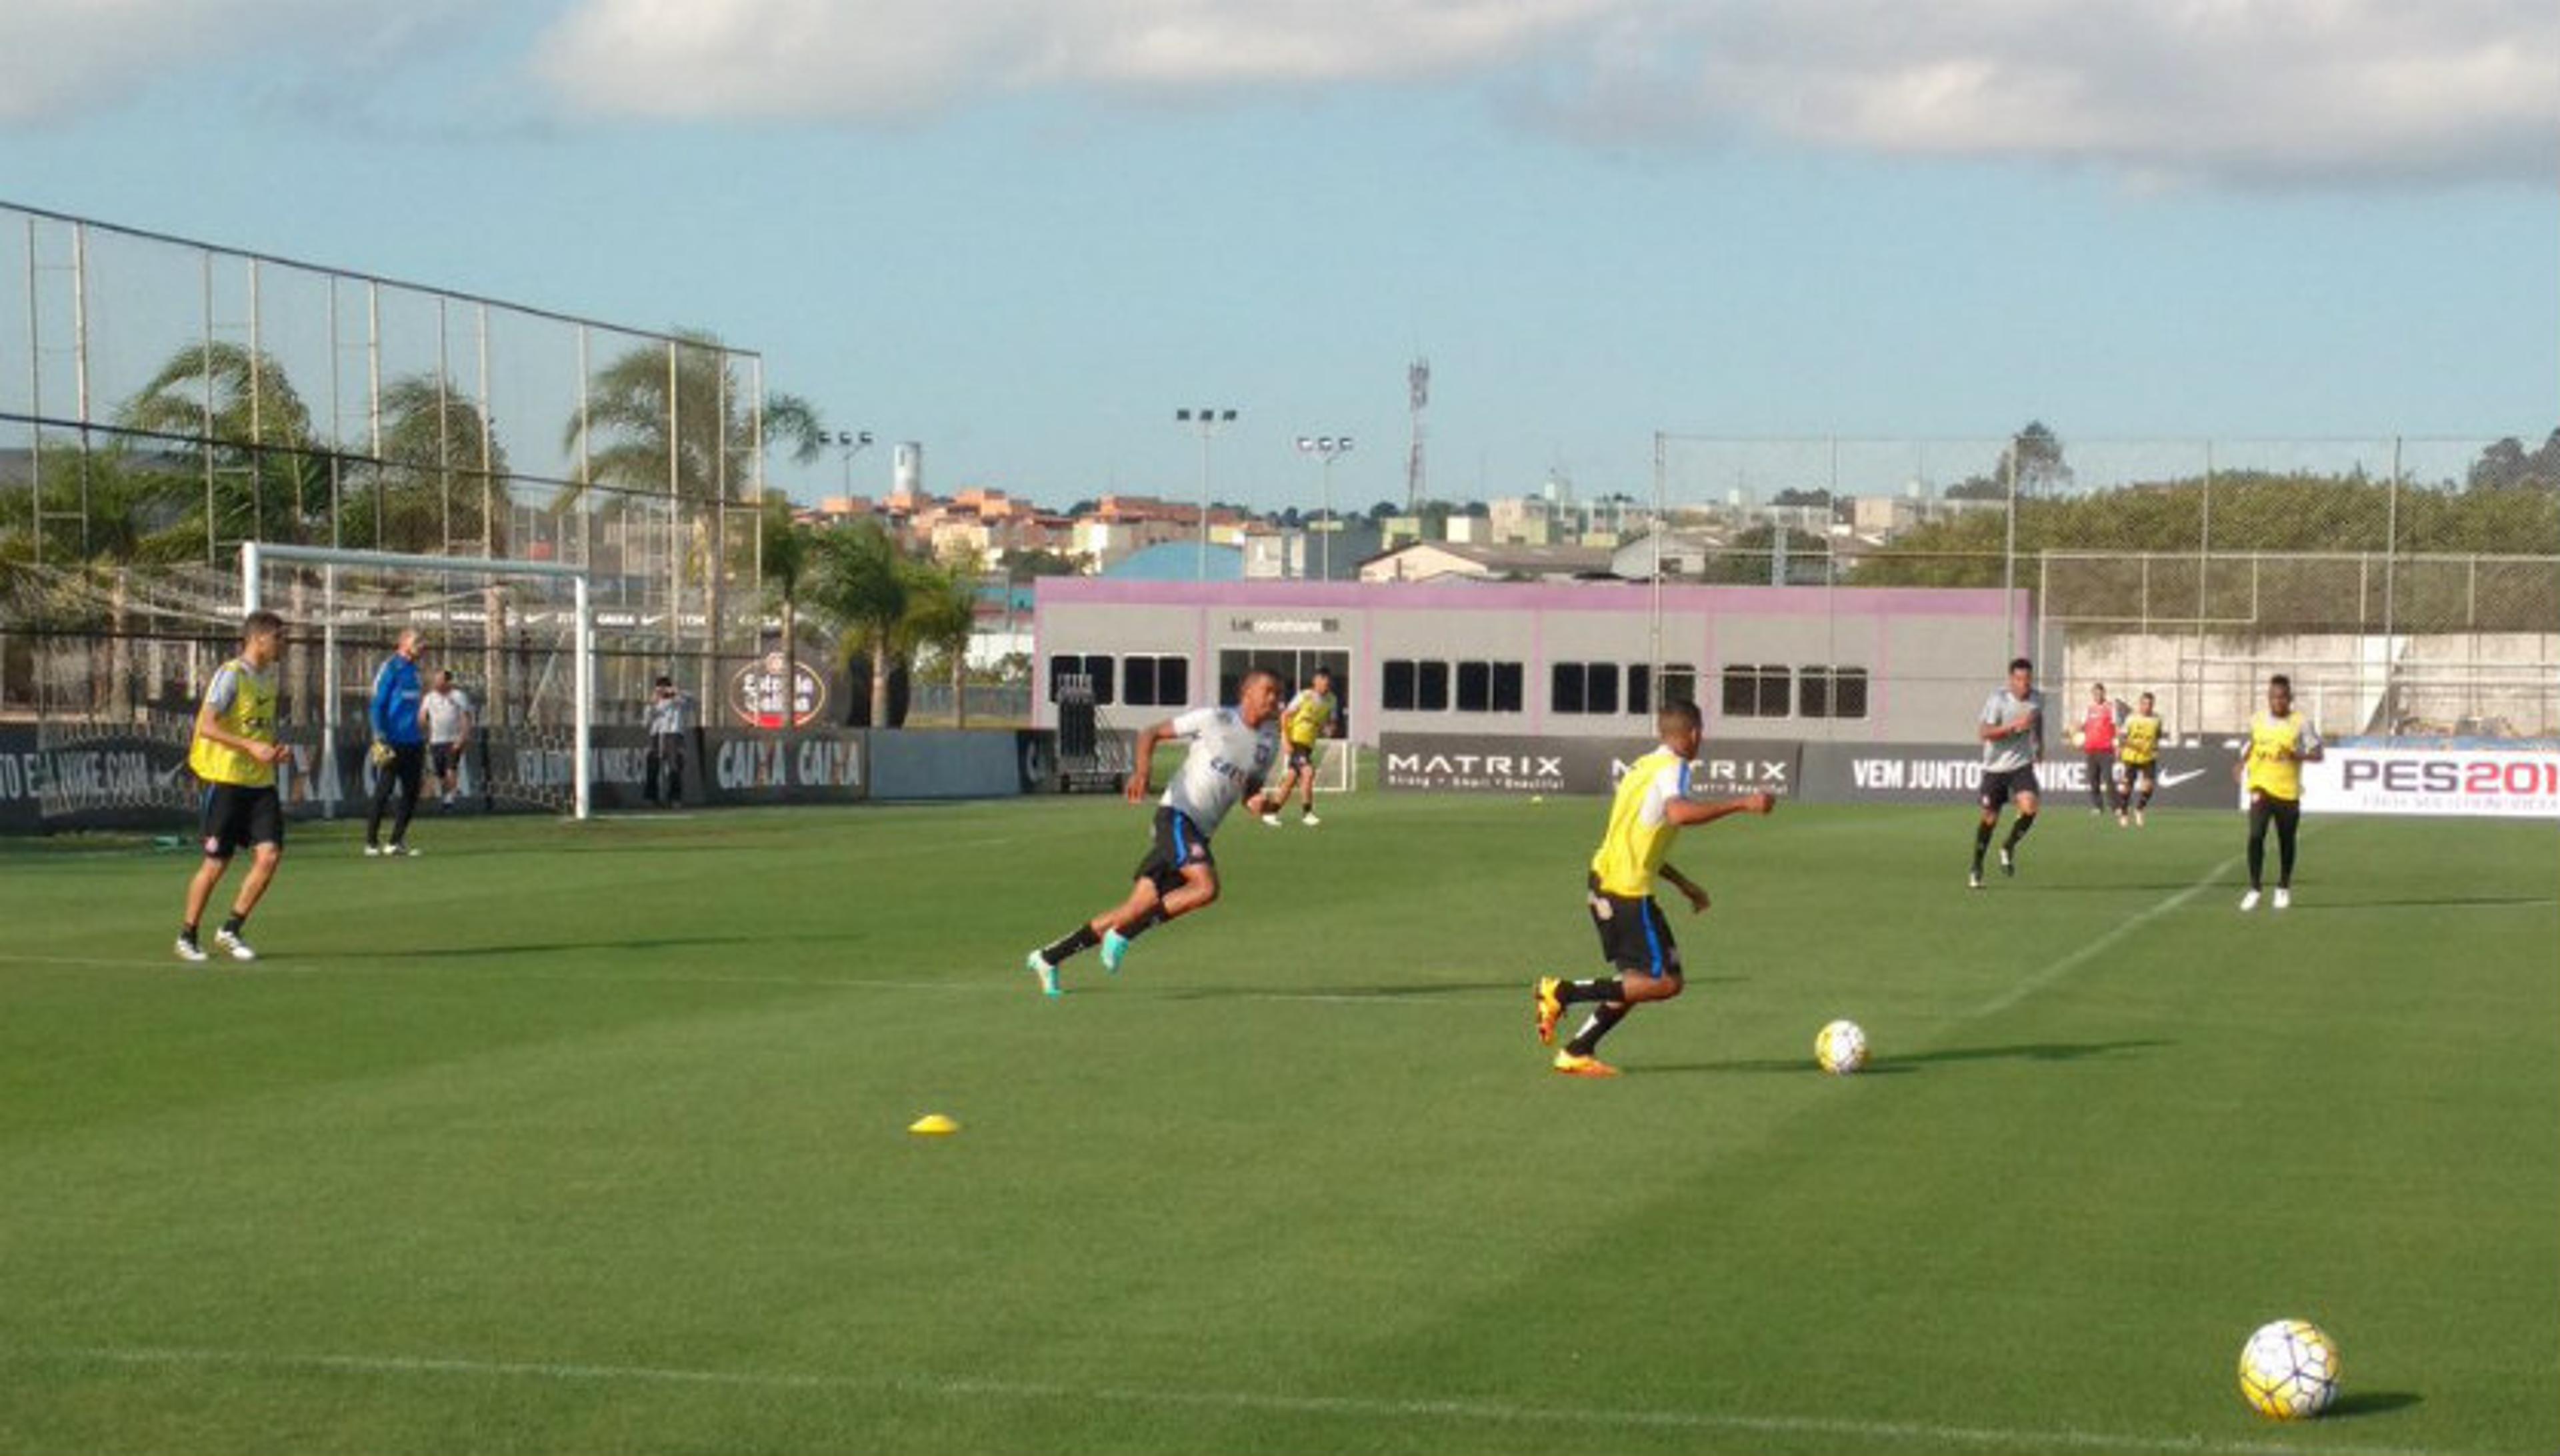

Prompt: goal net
[{"left": 241, "top": 543, "right": 593, "bottom": 819}]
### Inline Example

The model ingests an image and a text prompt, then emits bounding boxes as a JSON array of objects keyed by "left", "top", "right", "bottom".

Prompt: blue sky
[{"left": 2, "top": 0, "right": 2553, "bottom": 509}]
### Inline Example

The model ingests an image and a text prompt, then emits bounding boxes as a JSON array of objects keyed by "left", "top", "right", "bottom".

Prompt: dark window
[
  {"left": 1048, "top": 653, "right": 1117, "bottom": 705},
  {"left": 1586, "top": 663, "right": 1618, "bottom": 715},
  {"left": 1415, "top": 661, "right": 1449, "bottom": 711},
  {"left": 1489, "top": 662, "right": 1523, "bottom": 713},
  {"left": 1721, "top": 664, "right": 1788, "bottom": 718},
  {"left": 1123, "top": 655, "right": 1189, "bottom": 707},
  {"left": 1659, "top": 665, "right": 1697, "bottom": 714},
  {"left": 1457, "top": 660, "right": 1491, "bottom": 712},
  {"left": 1383, "top": 659, "right": 1418, "bottom": 710},
  {"left": 1800, "top": 665, "right": 1868, "bottom": 719},
  {"left": 1627, "top": 664, "right": 1651, "bottom": 716},
  {"left": 1551, "top": 662, "right": 1585, "bottom": 714}
]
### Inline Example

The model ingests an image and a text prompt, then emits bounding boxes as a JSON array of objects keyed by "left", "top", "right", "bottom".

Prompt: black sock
[
  {"left": 2003, "top": 812, "right": 2036, "bottom": 851},
  {"left": 220, "top": 912, "right": 247, "bottom": 935},
  {"left": 1041, "top": 924, "right": 1101, "bottom": 964},
  {"left": 179, "top": 922, "right": 199, "bottom": 941},
  {"left": 1120, "top": 905, "right": 1169, "bottom": 942},
  {"left": 1559, "top": 977, "right": 1623, "bottom": 1005},
  {"left": 1973, "top": 822, "right": 1993, "bottom": 865},
  {"left": 1565, "top": 1004, "right": 1627, "bottom": 1057}
]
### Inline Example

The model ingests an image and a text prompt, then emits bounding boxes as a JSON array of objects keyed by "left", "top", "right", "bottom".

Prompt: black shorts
[
  {"left": 1286, "top": 743, "right": 1316, "bottom": 773},
  {"left": 431, "top": 743, "right": 461, "bottom": 777},
  {"left": 1587, "top": 873, "right": 1681, "bottom": 979},
  {"left": 1133, "top": 807, "right": 1215, "bottom": 895},
  {"left": 199, "top": 783, "right": 283, "bottom": 859},
  {"left": 2121, "top": 758, "right": 2157, "bottom": 788},
  {"left": 1979, "top": 765, "right": 2041, "bottom": 810}
]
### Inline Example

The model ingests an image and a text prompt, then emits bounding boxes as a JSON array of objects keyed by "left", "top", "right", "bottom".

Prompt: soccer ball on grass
[
  {"left": 2237, "top": 1319, "right": 2339, "bottom": 1419},
  {"left": 1813, "top": 1019, "right": 1868, "bottom": 1075}
]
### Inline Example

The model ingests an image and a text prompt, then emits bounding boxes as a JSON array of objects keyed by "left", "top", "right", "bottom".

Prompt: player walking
[
  {"left": 177, "top": 611, "right": 291, "bottom": 963},
  {"left": 1532, "top": 701, "right": 1775, "bottom": 1077},
  {"left": 423, "top": 669, "right": 475, "bottom": 811},
  {"left": 2239, "top": 673, "right": 2323, "bottom": 911},
  {"left": 364, "top": 629, "right": 428, "bottom": 857},
  {"left": 1025, "top": 671, "right": 1285, "bottom": 994},
  {"left": 1263, "top": 667, "right": 1337, "bottom": 828},
  {"left": 2117, "top": 691, "right": 2164, "bottom": 826},
  {"left": 1970, "top": 657, "right": 2045, "bottom": 889},
  {"left": 2077, "top": 682, "right": 2121, "bottom": 815}
]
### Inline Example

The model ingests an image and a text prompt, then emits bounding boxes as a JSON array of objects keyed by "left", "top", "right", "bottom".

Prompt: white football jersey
[{"left": 1160, "top": 706, "right": 1280, "bottom": 835}]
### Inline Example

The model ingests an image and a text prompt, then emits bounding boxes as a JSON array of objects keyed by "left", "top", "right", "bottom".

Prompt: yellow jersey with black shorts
[
  {"left": 2244, "top": 710, "right": 2320, "bottom": 803},
  {"left": 191, "top": 657, "right": 285, "bottom": 857},
  {"left": 2119, "top": 712, "right": 2161, "bottom": 768},
  {"left": 1281, "top": 689, "right": 1335, "bottom": 769},
  {"left": 1585, "top": 747, "right": 1692, "bottom": 978}
]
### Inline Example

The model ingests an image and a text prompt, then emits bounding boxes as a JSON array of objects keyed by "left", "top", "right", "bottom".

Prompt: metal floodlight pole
[
  {"left": 1177, "top": 407, "right": 1237, "bottom": 581},
  {"left": 829, "top": 428, "right": 875, "bottom": 497},
  {"left": 1294, "top": 434, "right": 1353, "bottom": 580}
]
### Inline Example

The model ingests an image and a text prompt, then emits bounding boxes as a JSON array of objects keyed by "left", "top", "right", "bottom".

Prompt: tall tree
[
  {"left": 557, "top": 329, "right": 823, "bottom": 700},
  {"left": 757, "top": 495, "right": 817, "bottom": 730},
  {"left": 904, "top": 556, "right": 980, "bottom": 729},
  {"left": 805, "top": 519, "right": 910, "bottom": 730},
  {"left": 119, "top": 340, "right": 326, "bottom": 553}
]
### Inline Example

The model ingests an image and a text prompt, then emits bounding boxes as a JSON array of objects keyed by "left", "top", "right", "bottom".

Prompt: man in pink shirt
[{"left": 2076, "top": 682, "right": 2122, "bottom": 815}]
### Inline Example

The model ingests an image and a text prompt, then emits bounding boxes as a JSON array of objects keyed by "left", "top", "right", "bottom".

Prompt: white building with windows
[{"left": 1030, "top": 577, "right": 2029, "bottom": 746}]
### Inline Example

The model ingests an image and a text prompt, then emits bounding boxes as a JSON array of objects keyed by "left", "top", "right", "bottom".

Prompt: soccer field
[{"left": 3, "top": 795, "right": 2555, "bottom": 1455}]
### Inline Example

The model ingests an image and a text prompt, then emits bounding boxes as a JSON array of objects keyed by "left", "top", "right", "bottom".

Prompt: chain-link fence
[
  {"left": 1653, "top": 432, "right": 2560, "bottom": 739},
  {"left": 1, "top": 199, "right": 775, "bottom": 751}
]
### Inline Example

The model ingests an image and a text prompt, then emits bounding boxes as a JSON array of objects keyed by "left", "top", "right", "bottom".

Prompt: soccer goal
[
  {"left": 241, "top": 543, "right": 594, "bottom": 820},
  {"left": 1305, "top": 739, "right": 1357, "bottom": 796}
]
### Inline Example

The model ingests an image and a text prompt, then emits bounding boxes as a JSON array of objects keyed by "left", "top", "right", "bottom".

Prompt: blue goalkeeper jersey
[{"left": 371, "top": 655, "right": 425, "bottom": 746}]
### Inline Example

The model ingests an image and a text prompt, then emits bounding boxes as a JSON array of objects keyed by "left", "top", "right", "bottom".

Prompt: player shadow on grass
[
  {"left": 1149, "top": 975, "right": 1747, "bottom": 1001},
  {"left": 1644, "top": 1037, "right": 2169, "bottom": 1076},
  {"left": 2325, "top": 1390, "right": 2422, "bottom": 1419},
  {"left": 364, "top": 933, "right": 788, "bottom": 958}
]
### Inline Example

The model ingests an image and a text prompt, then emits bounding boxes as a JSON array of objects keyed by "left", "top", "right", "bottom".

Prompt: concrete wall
[
  {"left": 1032, "top": 578, "right": 2029, "bottom": 745},
  {"left": 2052, "top": 629, "right": 2559, "bottom": 739}
]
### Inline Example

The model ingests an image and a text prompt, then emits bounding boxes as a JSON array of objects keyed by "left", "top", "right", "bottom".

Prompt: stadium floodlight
[
  {"left": 240, "top": 542, "right": 595, "bottom": 820},
  {"left": 1294, "top": 433, "right": 1354, "bottom": 579},
  {"left": 1176, "top": 407, "right": 1241, "bottom": 580}
]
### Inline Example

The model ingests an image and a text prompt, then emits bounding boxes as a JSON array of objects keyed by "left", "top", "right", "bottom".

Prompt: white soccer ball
[
  {"left": 2238, "top": 1319, "right": 2340, "bottom": 1420},
  {"left": 1814, "top": 1019, "right": 1868, "bottom": 1075}
]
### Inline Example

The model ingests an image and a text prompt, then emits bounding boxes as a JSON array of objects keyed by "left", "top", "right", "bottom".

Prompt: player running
[
  {"left": 1025, "top": 670, "right": 1285, "bottom": 994},
  {"left": 1532, "top": 701, "right": 1775, "bottom": 1077},
  {"left": 2239, "top": 673, "right": 2323, "bottom": 911},
  {"left": 2117, "top": 691, "right": 2164, "bottom": 826},
  {"left": 1263, "top": 667, "right": 1337, "bottom": 827},
  {"left": 2076, "top": 682, "right": 2121, "bottom": 815},
  {"left": 1970, "top": 657, "right": 2045, "bottom": 889},
  {"left": 177, "top": 611, "right": 291, "bottom": 963}
]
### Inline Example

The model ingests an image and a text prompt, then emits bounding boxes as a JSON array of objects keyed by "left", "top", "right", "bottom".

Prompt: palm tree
[
  {"left": 805, "top": 520, "right": 910, "bottom": 729},
  {"left": 559, "top": 329, "right": 821, "bottom": 701},
  {"left": 361, "top": 373, "right": 511, "bottom": 556},
  {"left": 903, "top": 556, "right": 980, "bottom": 729},
  {"left": 119, "top": 340, "right": 325, "bottom": 554}
]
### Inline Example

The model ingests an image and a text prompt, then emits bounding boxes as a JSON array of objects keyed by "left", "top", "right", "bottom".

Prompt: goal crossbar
[{"left": 239, "top": 542, "right": 593, "bottom": 820}]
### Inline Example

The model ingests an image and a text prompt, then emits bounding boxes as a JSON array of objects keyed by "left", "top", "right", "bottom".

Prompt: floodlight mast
[{"left": 240, "top": 541, "right": 595, "bottom": 820}]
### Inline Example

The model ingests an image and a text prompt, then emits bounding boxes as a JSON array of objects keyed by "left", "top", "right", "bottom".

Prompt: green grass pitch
[{"left": 2, "top": 793, "right": 2555, "bottom": 1455}]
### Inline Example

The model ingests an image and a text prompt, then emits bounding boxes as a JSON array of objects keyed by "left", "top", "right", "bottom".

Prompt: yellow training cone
[{"left": 908, "top": 1113, "right": 960, "bottom": 1136}]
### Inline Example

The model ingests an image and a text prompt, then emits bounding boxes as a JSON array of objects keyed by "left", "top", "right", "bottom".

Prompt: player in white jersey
[
  {"left": 1970, "top": 656, "right": 2045, "bottom": 889},
  {"left": 422, "top": 670, "right": 475, "bottom": 809},
  {"left": 1025, "top": 671, "right": 1285, "bottom": 995}
]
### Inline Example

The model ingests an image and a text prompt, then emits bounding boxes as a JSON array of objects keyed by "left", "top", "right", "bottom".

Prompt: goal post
[{"left": 241, "top": 542, "right": 594, "bottom": 821}]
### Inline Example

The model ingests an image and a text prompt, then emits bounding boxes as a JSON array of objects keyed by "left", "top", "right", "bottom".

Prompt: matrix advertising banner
[
  {"left": 2302, "top": 747, "right": 2560, "bottom": 819},
  {"left": 1797, "top": 743, "right": 2234, "bottom": 810},
  {"left": 1378, "top": 733, "right": 1799, "bottom": 797},
  {"left": 702, "top": 729, "right": 868, "bottom": 805}
]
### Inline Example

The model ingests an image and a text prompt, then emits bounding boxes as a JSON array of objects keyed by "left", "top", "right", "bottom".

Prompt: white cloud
[
  {"left": 0, "top": 0, "right": 489, "bottom": 126},
  {"left": 534, "top": 0, "right": 2559, "bottom": 185}
]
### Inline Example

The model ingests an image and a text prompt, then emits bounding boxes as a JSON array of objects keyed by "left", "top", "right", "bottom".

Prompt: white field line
[
  {"left": 1969, "top": 855, "right": 2239, "bottom": 1019},
  {"left": 13, "top": 1345, "right": 2464, "bottom": 1456}
]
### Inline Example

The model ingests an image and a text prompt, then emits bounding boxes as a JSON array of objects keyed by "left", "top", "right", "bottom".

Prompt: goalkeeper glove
[{"left": 369, "top": 739, "right": 395, "bottom": 768}]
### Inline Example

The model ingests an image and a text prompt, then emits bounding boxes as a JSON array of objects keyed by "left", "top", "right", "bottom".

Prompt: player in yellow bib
[
  {"left": 2115, "top": 691, "right": 2163, "bottom": 827},
  {"left": 2238, "top": 673, "right": 2322, "bottom": 912},
  {"left": 1263, "top": 668, "right": 1337, "bottom": 828},
  {"left": 1531, "top": 701, "right": 1775, "bottom": 1077},
  {"left": 178, "top": 610, "right": 291, "bottom": 963}
]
